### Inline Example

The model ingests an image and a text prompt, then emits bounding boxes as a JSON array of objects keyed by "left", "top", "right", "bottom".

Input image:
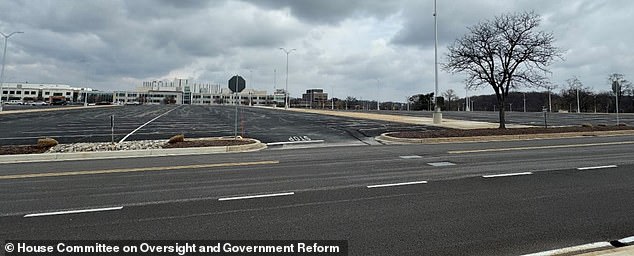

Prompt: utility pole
[
  {"left": 0, "top": 31, "right": 24, "bottom": 112},
  {"left": 432, "top": 0, "right": 442, "bottom": 123}
]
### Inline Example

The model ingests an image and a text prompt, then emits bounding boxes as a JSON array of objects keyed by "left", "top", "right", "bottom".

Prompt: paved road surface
[{"left": 1, "top": 135, "right": 633, "bottom": 255}]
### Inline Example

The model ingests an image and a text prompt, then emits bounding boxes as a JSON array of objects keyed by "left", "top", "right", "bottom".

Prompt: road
[
  {"left": 1, "top": 135, "right": 633, "bottom": 255},
  {"left": 0, "top": 105, "right": 436, "bottom": 146}
]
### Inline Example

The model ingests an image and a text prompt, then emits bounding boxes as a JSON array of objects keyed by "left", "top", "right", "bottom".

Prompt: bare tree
[
  {"left": 609, "top": 73, "right": 632, "bottom": 96},
  {"left": 442, "top": 89, "right": 457, "bottom": 110},
  {"left": 444, "top": 11, "right": 561, "bottom": 128}
]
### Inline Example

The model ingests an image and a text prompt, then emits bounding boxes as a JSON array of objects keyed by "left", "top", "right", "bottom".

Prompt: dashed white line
[
  {"left": 399, "top": 155, "right": 422, "bottom": 159},
  {"left": 218, "top": 192, "right": 295, "bottom": 201},
  {"left": 482, "top": 172, "right": 533, "bottom": 178},
  {"left": 577, "top": 165, "right": 618, "bottom": 171},
  {"left": 367, "top": 181, "right": 428, "bottom": 188},
  {"left": 24, "top": 206, "right": 123, "bottom": 218}
]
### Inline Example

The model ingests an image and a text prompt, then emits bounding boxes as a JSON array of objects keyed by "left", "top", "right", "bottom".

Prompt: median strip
[
  {"left": 367, "top": 181, "right": 428, "bottom": 188},
  {"left": 24, "top": 206, "right": 123, "bottom": 218},
  {"left": 218, "top": 192, "right": 295, "bottom": 201},
  {"left": 482, "top": 172, "right": 533, "bottom": 178},
  {"left": 577, "top": 165, "right": 618, "bottom": 171},
  {"left": 0, "top": 160, "right": 279, "bottom": 180}
]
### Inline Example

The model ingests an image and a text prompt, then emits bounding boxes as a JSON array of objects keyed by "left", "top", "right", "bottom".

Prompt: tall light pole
[
  {"left": 432, "top": 0, "right": 442, "bottom": 123},
  {"left": 0, "top": 31, "right": 24, "bottom": 112},
  {"left": 279, "top": 47, "right": 296, "bottom": 109},
  {"left": 577, "top": 87, "right": 581, "bottom": 114},
  {"left": 375, "top": 79, "right": 381, "bottom": 110}
]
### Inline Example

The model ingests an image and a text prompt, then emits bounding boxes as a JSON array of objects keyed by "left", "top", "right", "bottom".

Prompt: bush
[
  {"left": 37, "top": 138, "right": 59, "bottom": 148},
  {"left": 168, "top": 134, "right": 185, "bottom": 144},
  {"left": 581, "top": 123, "right": 593, "bottom": 128},
  {"left": 597, "top": 124, "right": 608, "bottom": 127}
]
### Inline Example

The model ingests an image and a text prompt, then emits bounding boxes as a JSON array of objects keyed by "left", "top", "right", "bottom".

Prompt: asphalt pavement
[
  {"left": 0, "top": 105, "right": 438, "bottom": 146},
  {"left": 1, "top": 135, "right": 633, "bottom": 255}
]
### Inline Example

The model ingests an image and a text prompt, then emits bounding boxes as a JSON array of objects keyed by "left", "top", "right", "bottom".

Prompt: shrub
[
  {"left": 37, "top": 138, "right": 59, "bottom": 148},
  {"left": 581, "top": 123, "right": 593, "bottom": 128},
  {"left": 597, "top": 124, "right": 608, "bottom": 127},
  {"left": 168, "top": 134, "right": 185, "bottom": 144}
]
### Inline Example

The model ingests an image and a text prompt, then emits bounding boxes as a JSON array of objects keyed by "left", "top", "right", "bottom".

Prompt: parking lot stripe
[
  {"left": 367, "top": 181, "right": 428, "bottom": 188},
  {"left": 218, "top": 192, "right": 295, "bottom": 201},
  {"left": 577, "top": 165, "right": 618, "bottom": 171},
  {"left": 482, "top": 172, "right": 533, "bottom": 178},
  {"left": 119, "top": 106, "right": 179, "bottom": 143},
  {"left": 24, "top": 206, "right": 123, "bottom": 218},
  {"left": 0, "top": 160, "right": 279, "bottom": 180}
]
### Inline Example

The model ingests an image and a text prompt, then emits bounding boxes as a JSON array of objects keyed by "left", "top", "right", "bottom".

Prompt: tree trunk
[{"left": 498, "top": 100, "right": 506, "bottom": 129}]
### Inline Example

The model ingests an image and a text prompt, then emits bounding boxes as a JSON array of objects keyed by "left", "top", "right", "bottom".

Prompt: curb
[
  {"left": 0, "top": 139, "right": 267, "bottom": 164},
  {"left": 0, "top": 104, "right": 120, "bottom": 115},
  {"left": 521, "top": 236, "right": 634, "bottom": 256},
  {"left": 376, "top": 130, "right": 634, "bottom": 144}
]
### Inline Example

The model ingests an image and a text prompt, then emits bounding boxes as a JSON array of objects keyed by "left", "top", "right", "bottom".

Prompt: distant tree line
[{"left": 409, "top": 73, "right": 633, "bottom": 113}]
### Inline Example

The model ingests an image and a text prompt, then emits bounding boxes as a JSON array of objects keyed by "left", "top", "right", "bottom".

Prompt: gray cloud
[{"left": 1, "top": 0, "right": 633, "bottom": 101}]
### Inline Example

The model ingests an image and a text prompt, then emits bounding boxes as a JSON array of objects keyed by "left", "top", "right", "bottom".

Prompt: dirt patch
[
  {"left": 162, "top": 139, "right": 255, "bottom": 148},
  {"left": 390, "top": 125, "right": 633, "bottom": 139},
  {"left": 0, "top": 145, "right": 51, "bottom": 155}
]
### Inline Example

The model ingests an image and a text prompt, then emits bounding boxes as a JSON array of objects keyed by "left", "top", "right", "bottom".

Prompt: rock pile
[{"left": 47, "top": 140, "right": 166, "bottom": 153}]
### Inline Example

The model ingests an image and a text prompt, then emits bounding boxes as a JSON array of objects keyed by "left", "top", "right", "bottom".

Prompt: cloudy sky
[{"left": 1, "top": 0, "right": 632, "bottom": 101}]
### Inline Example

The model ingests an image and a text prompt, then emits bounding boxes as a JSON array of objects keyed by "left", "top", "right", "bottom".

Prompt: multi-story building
[
  {"left": 302, "top": 89, "right": 328, "bottom": 108},
  {"left": 0, "top": 82, "right": 95, "bottom": 103}
]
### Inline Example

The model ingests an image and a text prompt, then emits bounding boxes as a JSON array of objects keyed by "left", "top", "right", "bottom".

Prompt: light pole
[
  {"left": 577, "top": 88, "right": 581, "bottom": 114},
  {"left": 279, "top": 47, "right": 296, "bottom": 109},
  {"left": 0, "top": 31, "right": 24, "bottom": 112},
  {"left": 615, "top": 81, "right": 620, "bottom": 125},
  {"left": 375, "top": 79, "right": 380, "bottom": 110},
  {"left": 523, "top": 92, "right": 526, "bottom": 112},
  {"left": 432, "top": 0, "right": 442, "bottom": 123}
]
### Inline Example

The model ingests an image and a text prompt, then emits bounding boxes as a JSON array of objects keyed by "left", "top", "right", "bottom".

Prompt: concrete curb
[
  {"left": 521, "top": 235, "right": 634, "bottom": 256},
  {"left": 376, "top": 130, "right": 634, "bottom": 144},
  {"left": 0, "top": 139, "right": 267, "bottom": 164}
]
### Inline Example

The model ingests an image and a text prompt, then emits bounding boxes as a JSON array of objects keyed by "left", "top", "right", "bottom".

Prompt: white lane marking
[
  {"left": 24, "top": 206, "right": 123, "bottom": 218},
  {"left": 520, "top": 242, "right": 612, "bottom": 256},
  {"left": 266, "top": 140, "right": 325, "bottom": 146},
  {"left": 577, "top": 165, "right": 618, "bottom": 171},
  {"left": 482, "top": 172, "right": 533, "bottom": 178},
  {"left": 367, "top": 181, "right": 428, "bottom": 188},
  {"left": 427, "top": 161, "right": 456, "bottom": 167},
  {"left": 399, "top": 155, "right": 422, "bottom": 159},
  {"left": 218, "top": 192, "right": 295, "bottom": 201},
  {"left": 619, "top": 236, "right": 634, "bottom": 244},
  {"left": 118, "top": 107, "right": 179, "bottom": 143}
]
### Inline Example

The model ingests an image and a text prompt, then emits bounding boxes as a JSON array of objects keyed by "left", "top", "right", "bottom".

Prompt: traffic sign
[{"left": 228, "top": 75, "right": 246, "bottom": 93}]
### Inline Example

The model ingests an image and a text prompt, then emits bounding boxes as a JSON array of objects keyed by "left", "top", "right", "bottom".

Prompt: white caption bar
[
  {"left": 482, "top": 172, "right": 533, "bottom": 178},
  {"left": 577, "top": 165, "right": 618, "bottom": 171},
  {"left": 24, "top": 206, "right": 123, "bottom": 218},
  {"left": 218, "top": 192, "right": 295, "bottom": 201},
  {"left": 367, "top": 181, "right": 428, "bottom": 188}
]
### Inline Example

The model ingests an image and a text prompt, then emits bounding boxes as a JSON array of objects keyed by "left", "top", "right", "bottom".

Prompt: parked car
[
  {"left": 31, "top": 101, "right": 48, "bottom": 106},
  {"left": 5, "top": 100, "right": 23, "bottom": 105}
]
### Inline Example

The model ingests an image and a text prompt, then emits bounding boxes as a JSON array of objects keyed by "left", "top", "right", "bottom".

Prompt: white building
[
  {"left": 115, "top": 78, "right": 275, "bottom": 106},
  {"left": 0, "top": 82, "right": 95, "bottom": 103}
]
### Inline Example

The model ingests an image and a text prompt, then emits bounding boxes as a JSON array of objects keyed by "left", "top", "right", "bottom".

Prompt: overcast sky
[{"left": 1, "top": 0, "right": 632, "bottom": 101}]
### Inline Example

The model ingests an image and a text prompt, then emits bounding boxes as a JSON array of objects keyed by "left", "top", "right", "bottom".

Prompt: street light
[
  {"left": 0, "top": 31, "right": 24, "bottom": 112},
  {"left": 375, "top": 79, "right": 381, "bottom": 110},
  {"left": 432, "top": 0, "right": 442, "bottom": 123},
  {"left": 279, "top": 47, "right": 296, "bottom": 109}
]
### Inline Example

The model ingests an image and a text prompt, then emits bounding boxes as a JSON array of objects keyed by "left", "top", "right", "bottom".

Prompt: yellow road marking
[
  {"left": 0, "top": 160, "right": 279, "bottom": 180},
  {"left": 448, "top": 141, "right": 634, "bottom": 154}
]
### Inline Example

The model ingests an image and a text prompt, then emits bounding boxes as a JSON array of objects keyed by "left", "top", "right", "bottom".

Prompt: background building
[{"left": 302, "top": 89, "right": 328, "bottom": 108}]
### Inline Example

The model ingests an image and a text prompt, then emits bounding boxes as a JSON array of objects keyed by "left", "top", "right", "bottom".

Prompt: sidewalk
[
  {"left": 576, "top": 246, "right": 634, "bottom": 256},
  {"left": 264, "top": 107, "right": 530, "bottom": 129}
]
